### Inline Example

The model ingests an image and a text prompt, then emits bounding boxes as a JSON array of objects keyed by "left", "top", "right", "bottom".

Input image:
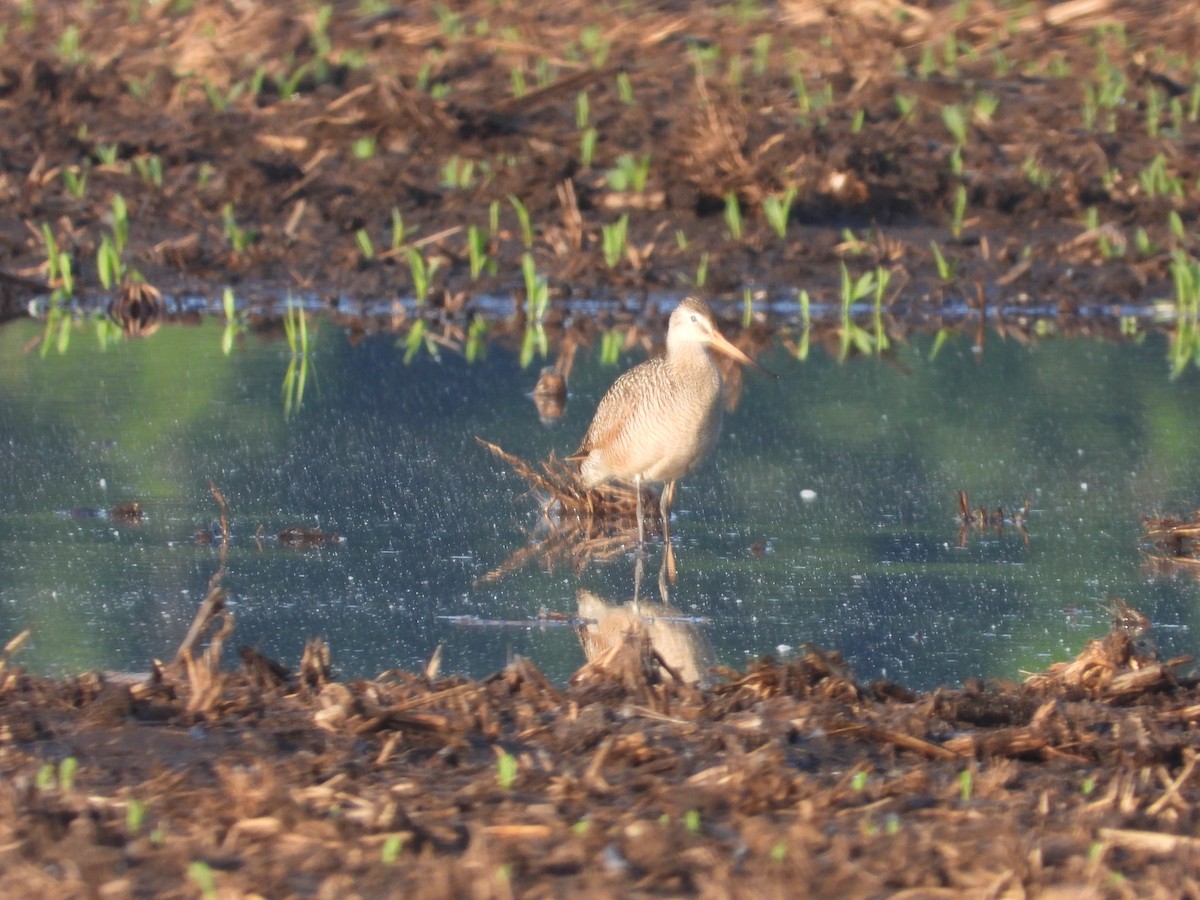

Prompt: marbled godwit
[{"left": 571, "top": 297, "right": 770, "bottom": 579}]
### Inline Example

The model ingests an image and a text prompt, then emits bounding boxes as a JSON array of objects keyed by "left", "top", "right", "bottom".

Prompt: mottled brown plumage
[{"left": 571, "top": 297, "right": 767, "bottom": 579}]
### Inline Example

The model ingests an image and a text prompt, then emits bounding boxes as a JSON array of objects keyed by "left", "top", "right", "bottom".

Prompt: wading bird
[{"left": 570, "top": 297, "right": 771, "bottom": 580}]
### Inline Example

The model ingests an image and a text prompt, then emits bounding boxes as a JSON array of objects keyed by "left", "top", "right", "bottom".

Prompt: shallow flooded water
[{"left": 1, "top": 316, "right": 1198, "bottom": 689}]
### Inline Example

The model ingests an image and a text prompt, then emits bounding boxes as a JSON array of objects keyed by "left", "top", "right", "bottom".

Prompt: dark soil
[
  {"left": 4, "top": 1, "right": 1200, "bottom": 896},
  {"left": 1, "top": 0, "right": 1199, "bottom": 331},
  {"left": 3, "top": 616, "right": 1200, "bottom": 898}
]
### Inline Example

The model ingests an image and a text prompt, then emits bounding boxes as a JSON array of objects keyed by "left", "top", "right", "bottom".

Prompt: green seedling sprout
[
  {"left": 273, "top": 63, "right": 312, "bottom": 100},
  {"left": 1170, "top": 96, "right": 1185, "bottom": 134},
  {"left": 599, "top": 328, "right": 623, "bottom": 365},
  {"left": 187, "top": 861, "right": 219, "bottom": 900},
  {"left": 971, "top": 92, "right": 999, "bottom": 124},
  {"left": 918, "top": 44, "right": 937, "bottom": 78},
  {"left": 96, "top": 235, "right": 124, "bottom": 292},
  {"left": 601, "top": 214, "right": 628, "bottom": 268},
  {"left": 521, "top": 252, "right": 549, "bottom": 323},
  {"left": 752, "top": 33, "right": 771, "bottom": 75},
  {"left": 770, "top": 841, "right": 788, "bottom": 862},
  {"left": 579, "top": 25, "right": 609, "bottom": 66},
  {"left": 579, "top": 128, "right": 597, "bottom": 168},
  {"left": 352, "top": 136, "right": 376, "bottom": 159},
  {"left": 958, "top": 769, "right": 973, "bottom": 802},
  {"left": 573, "top": 90, "right": 588, "bottom": 130},
  {"left": 684, "top": 809, "right": 701, "bottom": 834},
  {"left": 381, "top": 834, "right": 404, "bottom": 864},
  {"left": 309, "top": 3, "right": 333, "bottom": 67},
  {"left": 441, "top": 156, "right": 475, "bottom": 190},
  {"left": 355, "top": 228, "right": 375, "bottom": 260},
  {"left": 467, "top": 224, "right": 492, "bottom": 278},
  {"left": 762, "top": 187, "right": 797, "bottom": 241},
  {"left": 56, "top": 24, "right": 86, "bottom": 65},
  {"left": 723, "top": 192, "right": 743, "bottom": 241},
  {"left": 1145, "top": 85, "right": 1164, "bottom": 137},
  {"left": 950, "top": 184, "right": 968, "bottom": 238},
  {"left": 929, "top": 240, "right": 956, "bottom": 281},
  {"left": 941, "top": 103, "right": 968, "bottom": 147},
  {"left": 941, "top": 33, "right": 960, "bottom": 73},
  {"left": 126, "top": 798, "right": 146, "bottom": 834},
  {"left": 405, "top": 247, "right": 439, "bottom": 304},
  {"left": 35, "top": 763, "right": 56, "bottom": 790},
  {"left": 61, "top": 166, "right": 88, "bottom": 200},
  {"left": 200, "top": 76, "right": 246, "bottom": 112},
  {"left": 794, "top": 288, "right": 811, "bottom": 360},
  {"left": 694, "top": 251, "right": 709, "bottom": 288},
  {"left": 742, "top": 288, "right": 754, "bottom": 328},
  {"left": 792, "top": 68, "right": 811, "bottom": 115},
  {"left": 726, "top": 53, "right": 743, "bottom": 89},
  {"left": 1139, "top": 154, "right": 1183, "bottom": 199},
  {"left": 838, "top": 263, "right": 877, "bottom": 359},
  {"left": 110, "top": 194, "right": 128, "bottom": 254},
  {"left": 133, "top": 154, "right": 163, "bottom": 188},
  {"left": 508, "top": 195, "right": 534, "bottom": 248},
  {"left": 605, "top": 154, "right": 651, "bottom": 193},
  {"left": 1021, "top": 155, "right": 1052, "bottom": 191},
  {"left": 41, "top": 224, "right": 73, "bottom": 299},
  {"left": 95, "top": 143, "right": 120, "bottom": 166},
  {"left": 895, "top": 93, "right": 918, "bottom": 121},
  {"left": 1169, "top": 210, "right": 1185, "bottom": 243},
  {"left": 520, "top": 253, "right": 550, "bottom": 368},
  {"left": 488, "top": 200, "right": 500, "bottom": 238},
  {"left": 390, "top": 208, "right": 406, "bottom": 250},
  {"left": 222, "top": 202, "right": 254, "bottom": 254},
  {"left": 616, "top": 71, "right": 634, "bottom": 105},
  {"left": 58, "top": 757, "right": 77, "bottom": 792},
  {"left": 509, "top": 67, "right": 527, "bottom": 99},
  {"left": 495, "top": 750, "right": 518, "bottom": 790}
]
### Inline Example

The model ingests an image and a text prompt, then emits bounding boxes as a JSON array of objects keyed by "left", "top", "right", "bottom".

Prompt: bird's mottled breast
[{"left": 579, "top": 354, "right": 724, "bottom": 486}]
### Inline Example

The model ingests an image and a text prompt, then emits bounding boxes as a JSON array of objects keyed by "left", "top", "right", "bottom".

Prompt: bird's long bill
[{"left": 707, "top": 329, "right": 777, "bottom": 378}]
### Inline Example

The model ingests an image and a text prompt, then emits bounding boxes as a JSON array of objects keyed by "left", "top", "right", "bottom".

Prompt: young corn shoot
[
  {"left": 508, "top": 195, "right": 534, "bottom": 249},
  {"left": 762, "top": 187, "right": 797, "bottom": 241},
  {"left": 601, "top": 215, "right": 629, "bottom": 268},
  {"left": 724, "top": 193, "right": 743, "bottom": 241},
  {"left": 520, "top": 253, "right": 550, "bottom": 367}
]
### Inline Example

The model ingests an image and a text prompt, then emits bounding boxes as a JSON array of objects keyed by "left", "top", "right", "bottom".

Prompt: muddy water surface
[{"left": 1, "top": 317, "right": 1198, "bottom": 689}]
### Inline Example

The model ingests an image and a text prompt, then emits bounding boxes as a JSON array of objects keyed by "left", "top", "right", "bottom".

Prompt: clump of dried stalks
[
  {"left": 1142, "top": 512, "right": 1200, "bottom": 575},
  {"left": 475, "top": 438, "right": 660, "bottom": 582}
]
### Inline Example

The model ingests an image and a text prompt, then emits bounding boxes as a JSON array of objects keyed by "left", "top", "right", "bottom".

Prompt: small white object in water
[
  {"left": 800, "top": 489, "right": 817, "bottom": 502},
  {"left": 1080, "top": 482, "right": 1088, "bottom": 492}
]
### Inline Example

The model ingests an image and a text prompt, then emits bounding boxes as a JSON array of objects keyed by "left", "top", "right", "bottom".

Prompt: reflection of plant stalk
[
  {"left": 283, "top": 352, "right": 311, "bottom": 418},
  {"left": 283, "top": 298, "right": 314, "bottom": 416},
  {"left": 1168, "top": 251, "right": 1200, "bottom": 378}
]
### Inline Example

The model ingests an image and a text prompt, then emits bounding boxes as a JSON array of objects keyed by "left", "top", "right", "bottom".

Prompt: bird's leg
[
  {"left": 633, "top": 551, "right": 644, "bottom": 607},
  {"left": 634, "top": 474, "right": 645, "bottom": 546},
  {"left": 661, "top": 480, "right": 677, "bottom": 583}
]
